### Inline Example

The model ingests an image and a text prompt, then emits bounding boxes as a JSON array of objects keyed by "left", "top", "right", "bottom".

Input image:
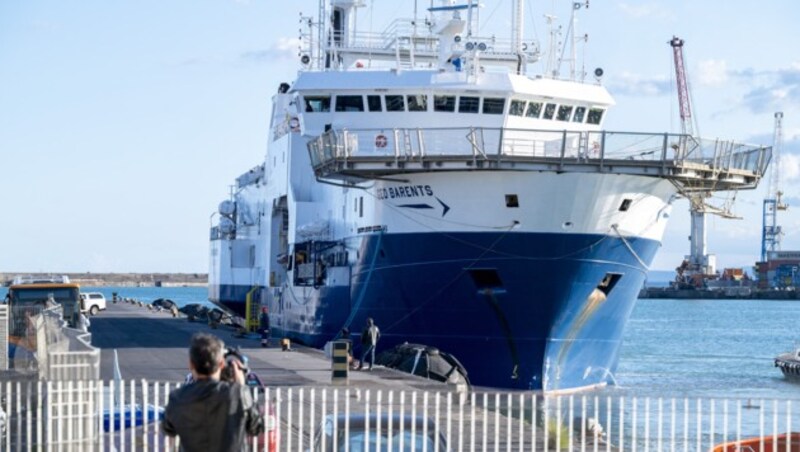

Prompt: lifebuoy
[
  {"left": 289, "top": 117, "right": 300, "bottom": 132},
  {"left": 375, "top": 134, "right": 388, "bottom": 148}
]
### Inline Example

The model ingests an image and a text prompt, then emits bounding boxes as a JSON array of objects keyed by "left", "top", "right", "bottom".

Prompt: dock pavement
[{"left": 90, "top": 300, "right": 458, "bottom": 394}]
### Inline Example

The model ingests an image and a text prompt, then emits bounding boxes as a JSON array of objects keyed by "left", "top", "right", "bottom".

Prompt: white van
[{"left": 80, "top": 292, "right": 107, "bottom": 315}]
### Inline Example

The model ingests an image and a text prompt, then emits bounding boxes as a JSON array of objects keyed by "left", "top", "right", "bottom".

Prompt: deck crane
[
  {"left": 670, "top": 36, "right": 731, "bottom": 288},
  {"left": 761, "top": 112, "right": 787, "bottom": 262}
]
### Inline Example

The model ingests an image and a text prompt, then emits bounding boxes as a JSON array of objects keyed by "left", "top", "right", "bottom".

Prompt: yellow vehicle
[{"left": 5, "top": 276, "right": 81, "bottom": 365}]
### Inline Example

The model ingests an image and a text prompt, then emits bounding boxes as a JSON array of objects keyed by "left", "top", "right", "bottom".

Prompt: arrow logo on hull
[
  {"left": 398, "top": 197, "right": 451, "bottom": 217},
  {"left": 436, "top": 197, "right": 450, "bottom": 217}
]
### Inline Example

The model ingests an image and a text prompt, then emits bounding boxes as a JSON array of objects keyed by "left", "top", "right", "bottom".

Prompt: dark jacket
[{"left": 162, "top": 379, "right": 263, "bottom": 452}]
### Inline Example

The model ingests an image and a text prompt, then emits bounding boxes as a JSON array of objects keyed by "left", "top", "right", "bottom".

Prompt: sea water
[
  {"left": 1, "top": 286, "right": 798, "bottom": 398},
  {"left": 608, "top": 297, "right": 800, "bottom": 400}
]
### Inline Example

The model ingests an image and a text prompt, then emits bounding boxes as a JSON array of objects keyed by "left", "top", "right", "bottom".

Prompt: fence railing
[
  {"left": 7, "top": 304, "right": 100, "bottom": 381},
  {"left": 307, "top": 128, "right": 771, "bottom": 191},
  {"left": 1, "top": 380, "right": 798, "bottom": 451}
]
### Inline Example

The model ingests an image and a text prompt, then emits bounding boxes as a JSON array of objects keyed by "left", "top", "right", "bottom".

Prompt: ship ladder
[
  {"left": 245, "top": 286, "right": 261, "bottom": 333},
  {"left": 402, "top": 129, "right": 414, "bottom": 158}
]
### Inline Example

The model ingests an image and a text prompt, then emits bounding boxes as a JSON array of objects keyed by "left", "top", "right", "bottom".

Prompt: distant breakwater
[{"left": 1, "top": 272, "right": 207, "bottom": 287}]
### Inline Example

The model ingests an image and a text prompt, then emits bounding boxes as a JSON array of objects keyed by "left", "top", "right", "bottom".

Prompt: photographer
[{"left": 162, "top": 332, "right": 264, "bottom": 452}]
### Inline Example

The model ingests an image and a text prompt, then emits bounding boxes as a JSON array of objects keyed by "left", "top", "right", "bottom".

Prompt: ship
[{"left": 208, "top": 0, "right": 770, "bottom": 391}]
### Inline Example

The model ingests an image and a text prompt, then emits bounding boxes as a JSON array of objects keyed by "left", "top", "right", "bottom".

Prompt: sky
[{"left": 1, "top": 0, "right": 798, "bottom": 274}]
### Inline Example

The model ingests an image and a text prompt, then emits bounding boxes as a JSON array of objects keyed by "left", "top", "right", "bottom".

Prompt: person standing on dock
[
  {"left": 259, "top": 306, "right": 270, "bottom": 348},
  {"left": 162, "top": 332, "right": 263, "bottom": 451},
  {"left": 357, "top": 317, "right": 380, "bottom": 371}
]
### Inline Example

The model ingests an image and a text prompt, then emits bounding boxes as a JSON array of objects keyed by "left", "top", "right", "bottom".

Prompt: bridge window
[
  {"left": 367, "top": 95, "right": 382, "bottom": 112},
  {"left": 407, "top": 94, "right": 427, "bottom": 112},
  {"left": 556, "top": 105, "right": 573, "bottom": 121},
  {"left": 335, "top": 95, "right": 364, "bottom": 112},
  {"left": 434, "top": 95, "right": 456, "bottom": 112},
  {"left": 573, "top": 106, "right": 586, "bottom": 123},
  {"left": 385, "top": 95, "right": 405, "bottom": 112},
  {"left": 459, "top": 96, "right": 480, "bottom": 113},
  {"left": 509, "top": 100, "right": 526, "bottom": 116},
  {"left": 482, "top": 98, "right": 505, "bottom": 114},
  {"left": 525, "top": 102, "right": 542, "bottom": 118},
  {"left": 305, "top": 96, "right": 331, "bottom": 113},
  {"left": 587, "top": 108, "right": 604, "bottom": 125},
  {"left": 542, "top": 103, "right": 557, "bottom": 120}
]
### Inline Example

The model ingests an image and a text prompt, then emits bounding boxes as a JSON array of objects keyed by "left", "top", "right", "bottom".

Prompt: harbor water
[
  {"left": 608, "top": 297, "right": 800, "bottom": 400},
  {"left": 2, "top": 286, "right": 797, "bottom": 399}
]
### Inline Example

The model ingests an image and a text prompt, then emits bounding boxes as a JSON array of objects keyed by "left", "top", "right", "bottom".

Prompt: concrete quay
[{"left": 90, "top": 300, "right": 458, "bottom": 394}]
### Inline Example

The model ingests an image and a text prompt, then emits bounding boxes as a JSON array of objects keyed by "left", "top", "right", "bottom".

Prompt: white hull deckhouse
[{"left": 209, "top": 0, "right": 770, "bottom": 391}]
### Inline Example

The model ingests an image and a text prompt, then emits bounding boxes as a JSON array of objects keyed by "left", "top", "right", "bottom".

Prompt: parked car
[
  {"left": 311, "top": 413, "right": 447, "bottom": 451},
  {"left": 80, "top": 292, "right": 107, "bottom": 315}
]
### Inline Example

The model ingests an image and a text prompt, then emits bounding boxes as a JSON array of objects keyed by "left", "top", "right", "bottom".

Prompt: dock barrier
[
  {"left": 331, "top": 340, "right": 349, "bottom": 385},
  {"left": 1, "top": 381, "right": 799, "bottom": 451}
]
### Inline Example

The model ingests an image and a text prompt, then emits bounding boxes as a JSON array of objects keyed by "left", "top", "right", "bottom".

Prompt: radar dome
[
  {"left": 219, "top": 200, "right": 236, "bottom": 217},
  {"left": 219, "top": 217, "right": 235, "bottom": 235}
]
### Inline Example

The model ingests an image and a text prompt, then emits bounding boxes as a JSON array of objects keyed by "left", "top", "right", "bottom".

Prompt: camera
[{"left": 220, "top": 347, "right": 249, "bottom": 382}]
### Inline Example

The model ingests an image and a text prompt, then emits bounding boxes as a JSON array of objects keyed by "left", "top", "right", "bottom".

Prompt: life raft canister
[{"left": 375, "top": 134, "right": 388, "bottom": 148}]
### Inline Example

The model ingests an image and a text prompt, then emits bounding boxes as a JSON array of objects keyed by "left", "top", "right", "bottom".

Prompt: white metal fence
[
  {"left": 6, "top": 304, "right": 99, "bottom": 381},
  {"left": 1, "top": 381, "right": 800, "bottom": 451}
]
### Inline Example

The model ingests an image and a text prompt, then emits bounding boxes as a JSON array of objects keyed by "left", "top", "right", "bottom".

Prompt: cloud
[
  {"left": 605, "top": 71, "right": 672, "bottom": 96},
  {"left": 731, "top": 63, "right": 800, "bottom": 113},
  {"left": 241, "top": 37, "right": 301, "bottom": 63},
  {"left": 696, "top": 59, "right": 728, "bottom": 86}
]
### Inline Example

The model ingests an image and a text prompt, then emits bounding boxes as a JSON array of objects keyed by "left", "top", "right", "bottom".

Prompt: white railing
[
  {"left": 307, "top": 127, "right": 771, "bottom": 190},
  {"left": 311, "top": 127, "right": 769, "bottom": 171},
  {"left": 1, "top": 380, "right": 799, "bottom": 451}
]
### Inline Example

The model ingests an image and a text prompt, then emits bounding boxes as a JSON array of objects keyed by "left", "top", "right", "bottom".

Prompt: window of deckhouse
[
  {"left": 367, "top": 95, "right": 382, "bottom": 112},
  {"left": 459, "top": 96, "right": 480, "bottom": 113},
  {"left": 335, "top": 95, "right": 364, "bottom": 112},
  {"left": 482, "top": 98, "right": 506, "bottom": 115},
  {"left": 556, "top": 105, "right": 573, "bottom": 121},
  {"left": 543, "top": 103, "right": 557, "bottom": 120},
  {"left": 385, "top": 95, "right": 405, "bottom": 112},
  {"left": 587, "top": 108, "right": 605, "bottom": 125},
  {"left": 525, "top": 102, "right": 542, "bottom": 118},
  {"left": 305, "top": 96, "right": 331, "bottom": 113},
  {"left": 572, "top": 106, "right": 586, "bottom": 123},
  {"left": 508, "top": 100, "right": 525, "bottom": 116},
  {"left": 434, "top": 95, "right": 456, "bottom": 112},
  {"left": 509, "top": 100, "right": 526, "bottom": 116},
  {"left": 407, "top": 95, "right": 428, "bottom": 112}
]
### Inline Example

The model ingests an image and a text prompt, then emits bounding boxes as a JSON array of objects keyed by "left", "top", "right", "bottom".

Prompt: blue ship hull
[{"left": 211, "top": 231, "right": 659, "bottom": 391}]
